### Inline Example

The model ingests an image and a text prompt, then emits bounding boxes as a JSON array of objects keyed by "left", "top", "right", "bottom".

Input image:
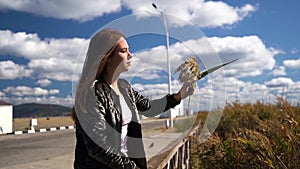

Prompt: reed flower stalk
[
  {"left": 175, "top": 57, "right": 238, "bottom": 108},
  {"left": 174, "top": 56, "right": 200, "bottom": 108}
]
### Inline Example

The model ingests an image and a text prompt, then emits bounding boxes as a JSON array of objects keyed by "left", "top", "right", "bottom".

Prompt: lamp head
[{"left": 152, "top": 3, "right": 157, "bottom": 9}]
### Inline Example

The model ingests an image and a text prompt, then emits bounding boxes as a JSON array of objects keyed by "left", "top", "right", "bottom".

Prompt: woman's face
[{"left": 108, "top": 37, "right": 132, "bottom": 73}]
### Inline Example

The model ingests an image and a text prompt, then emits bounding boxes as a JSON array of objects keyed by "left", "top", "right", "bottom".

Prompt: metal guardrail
[{"left": 147, "top": 121, "right": 201, "bottom": 169}]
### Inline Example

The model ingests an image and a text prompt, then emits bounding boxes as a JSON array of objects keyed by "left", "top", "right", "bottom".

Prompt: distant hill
[{"left": 13, "top": 103, "right": 72, "bottom": 118}]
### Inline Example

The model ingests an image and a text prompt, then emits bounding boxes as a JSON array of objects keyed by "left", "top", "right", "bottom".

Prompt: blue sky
[{"left": 0, "top": 0, "right": 299, "bottom": 110}]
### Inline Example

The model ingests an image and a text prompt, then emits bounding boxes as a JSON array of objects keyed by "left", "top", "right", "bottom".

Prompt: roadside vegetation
[{"left": 191, "top": 97, "right": 300, "bottom": 169}]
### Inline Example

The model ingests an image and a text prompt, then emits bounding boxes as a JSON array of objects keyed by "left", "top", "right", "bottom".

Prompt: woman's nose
[{"left": 128, "top": 52, "right": 133, "bottom": 60}]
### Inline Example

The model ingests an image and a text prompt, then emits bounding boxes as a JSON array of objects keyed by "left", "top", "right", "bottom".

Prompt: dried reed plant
[
  {"left": 191, "top": 97, "right": 300, "bottom": 169},
  {"left": 174, "top": 56, "right": 200, "bottom": 108}
]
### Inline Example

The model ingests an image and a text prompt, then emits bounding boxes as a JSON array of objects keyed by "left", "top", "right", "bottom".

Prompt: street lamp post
[{"left": 152, "top": 3, "right": 173, "bottom": 128}]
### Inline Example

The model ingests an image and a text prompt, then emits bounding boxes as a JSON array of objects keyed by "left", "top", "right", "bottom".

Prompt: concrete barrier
[
  {"left": 13, "top": 125, "right": 74, "bottom": 135},
  {"left": 28, "top": 130, "right": 35, "bottom": 134},
  {"left": 39, "top": 128, "right": 47, "bottom": 132},
  {"left": 59, "top": 126, "right": 66, "bottom": 130},
  {"left": 14, "top": 131, "right": 23, "bottom": 135}
]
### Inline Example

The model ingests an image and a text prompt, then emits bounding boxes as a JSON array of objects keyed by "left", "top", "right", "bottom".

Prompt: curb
[{"left": 14, "top": 125, "right": 74, "bottom": 135}]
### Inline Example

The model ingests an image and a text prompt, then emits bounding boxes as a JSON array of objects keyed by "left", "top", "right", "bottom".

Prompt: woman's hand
[{"left": 174, "top": 82, "right": 195, "bottom": 102}]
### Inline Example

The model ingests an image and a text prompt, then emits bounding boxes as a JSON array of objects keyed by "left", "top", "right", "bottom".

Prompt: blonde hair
[{"left": 72, "top": 29, "right": 124, "bottom": 123}]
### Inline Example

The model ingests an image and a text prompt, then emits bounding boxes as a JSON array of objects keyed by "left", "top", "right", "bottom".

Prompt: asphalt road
[
  {"left": 0, "top": 119, "right": 166, "bottom": 168},
  {"left": 0, "top": 130, "right": 75, "bottom": 168}
]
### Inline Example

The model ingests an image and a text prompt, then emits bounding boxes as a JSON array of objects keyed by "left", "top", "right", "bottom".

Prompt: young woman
[{"left": 72, "top": 29, "right": 194, "bottom": 169}]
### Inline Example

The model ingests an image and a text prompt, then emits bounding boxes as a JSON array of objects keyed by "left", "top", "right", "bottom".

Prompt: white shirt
[{"left": 119, "top": 94, "right": 132, "bottom": 156}]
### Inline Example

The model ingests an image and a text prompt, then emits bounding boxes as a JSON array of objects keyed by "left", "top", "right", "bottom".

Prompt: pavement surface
[{"left": 0, "top": 119, "right": 185, "bottom": 169}]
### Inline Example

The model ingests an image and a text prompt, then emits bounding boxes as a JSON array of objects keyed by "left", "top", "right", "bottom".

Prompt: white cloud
[
  {"left": 206, "top": 75, "right": 300, "bottom": 107},
  {"left": 131, "top": 73, "right": 300, "bottom": 111},
  {"left": 124, "top": 45, "right": 183, "bottom": 80},
  {"left": 130, "top": 75, "right": 267, "bottom": 111},
  {"left": 0, "top": 29, "right": 285, "bottom": 108},
  {"left": 0, "top": 30, "right": 49, "bottom": 58},
  {"left": 36, "top": 79, "right": 52, "bottom": 87},
  {"left": 219, "top": 77, "right": 268, "bottom": 104},
  {"left": 0, "top": 91, "right": 5, "bottom": 97},
  {"left": 0, "top": 60, "right": 32, "bottom": 79},
  {"left": 0, "top": 0, "right": 256, "bottom": 27},
  {"left": 130, "top": 69, "right": 162, "bottom": 80},
  {"left": 129, "top": 35, "right": 280, "bottom": 81},
  {"left": 283, "top": 58, "right": 300, "bottom": 69},
  {"left": 49, "top": 89, "right": 60, "bottom": 95},
  {"left": 0, "top": 30, "right": 87, "bottom": 81},
  {"left": 0, "top": 0, "right": 121, "bottom": 22},
  {"left": 3, "top": 86, "right": 60, "bottom": 96},
  {"left": 0, "top": 30, "right": 87, "bottom": 59},
  {"left": 263, "top": 77, "right": 300, "bottom": 105},
  {"left": 1, "top": 95, "right": 73, "bottom": 107},
  {"left": 132, "top": 83, "right": 168, "bottom": 96},
  {"left": 131, "top": 62, "right": 300, "bottom": 109},
  {"left": 290, "top": 48, "right": 298, "bottom": 54},
  {"left": 124, "top": 0, "right": 257, "bottom": 28},
  {"left": 271, "top": 65, "right": 286, "bottom": 76},
  {"left": 28, "top": 57, "right": 77, "bottom": 81},
  {"left": 209, "top": 36, "right": 281, "bottom": 77},
  {"left": 265, "top": 77, "right": 293, "bottom": 88}
]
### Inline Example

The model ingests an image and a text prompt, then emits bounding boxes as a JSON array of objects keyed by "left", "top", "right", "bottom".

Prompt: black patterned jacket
[{"left": 74, "top": 77, "right": 180, "bottom": 169}]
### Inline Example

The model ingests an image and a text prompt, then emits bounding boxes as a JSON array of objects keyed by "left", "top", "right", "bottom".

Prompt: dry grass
[
  {"left": 13, "top": 116, "right": 74, "bottom": 131},
  {"left": 191, "top": 97, "right": 300, "bottom": 169}
]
